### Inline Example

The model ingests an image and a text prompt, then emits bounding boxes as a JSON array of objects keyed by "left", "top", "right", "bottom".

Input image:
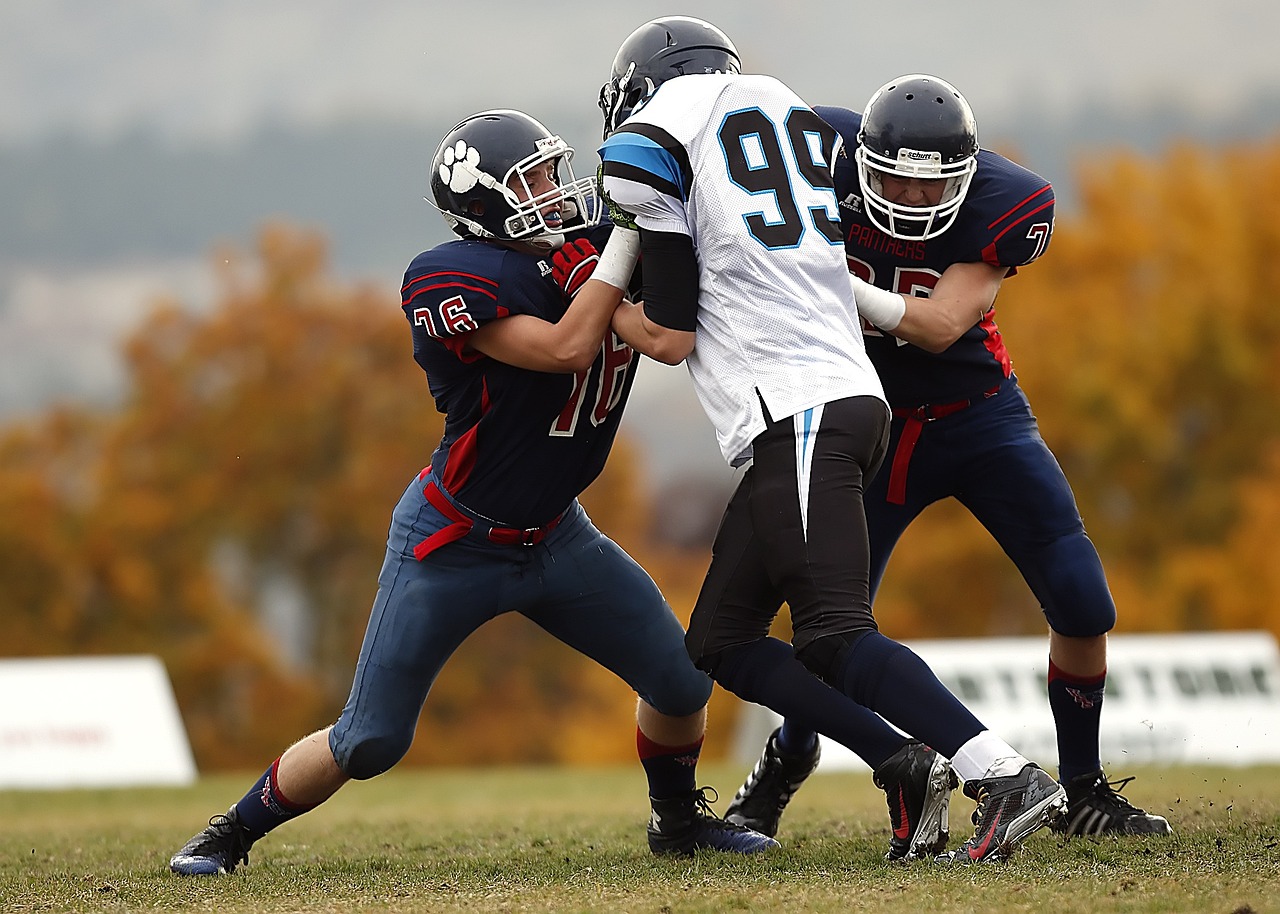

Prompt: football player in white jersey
[{"left": 598, "top": 16, "right": 1066, "bottom": 865}]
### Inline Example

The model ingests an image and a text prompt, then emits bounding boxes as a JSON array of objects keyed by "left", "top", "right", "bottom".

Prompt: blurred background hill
[
  {"left": 3, "top": 0, "right": 1280, "bottom": 769},
  {"left": 4, "top": 0, "right": 1280, "bottom": 478}
]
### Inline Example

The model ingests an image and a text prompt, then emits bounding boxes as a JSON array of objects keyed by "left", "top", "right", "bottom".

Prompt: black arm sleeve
[{"left": 638, "top": 229, "right": 700, "bottom": 332}]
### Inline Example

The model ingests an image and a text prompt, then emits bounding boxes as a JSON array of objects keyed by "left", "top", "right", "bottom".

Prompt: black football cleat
[
  {"left": 873, "top": 740, "right": 959, "bottom": 862},
  {"left": 1051, "top": 770, "right": 1172, "bottom": 836},
  {"left": 724, "top": 727, "right": 821, "bottom": 837},
  {"left": 169, "top": 807, "right": 256, "bottom": 876},
  {"left": 940, "top": 763, "right": 1067, "bottom": 864},
  {"left": 648, "top": 787, "right": 780, "bottom": 856}
]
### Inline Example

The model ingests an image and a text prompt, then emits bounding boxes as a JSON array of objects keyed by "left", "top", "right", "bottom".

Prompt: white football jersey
[{"left": 599, "top": 74, "right": 886, "bottom": 465}]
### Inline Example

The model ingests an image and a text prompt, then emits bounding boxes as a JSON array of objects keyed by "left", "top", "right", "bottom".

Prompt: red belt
[
  {"left": 885, "top": 386, "right": 1000, "bottom": 505},
  {"left": 412, "top": 466, "right": 564, "bottom": 561}
]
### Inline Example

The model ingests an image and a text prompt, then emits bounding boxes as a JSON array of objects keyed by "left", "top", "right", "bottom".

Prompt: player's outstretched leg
[
  {"left": 648, "top": 787, "right": 780, "bottom": 855},
  {"left": 169, "top": 807, "right": 257, "bottom": 876},
  {"left": 873, "top": 740, "right": 958, "bottom": 862},
  {"left": 940, "top": 763, "right": 1067, "bottom": 864},
  {"left": 724, "top": 727, "right": 821, "bottom": 837},
  {"left": 1051, "top": 771, "right": 1172, "bottom": 836}
]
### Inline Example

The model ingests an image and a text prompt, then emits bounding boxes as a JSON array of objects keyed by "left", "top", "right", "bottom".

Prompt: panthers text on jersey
[
  {"left": 600, "top": 74, "right": 885, "bottom": 466},
  {"left": 816, "top": 105, "right": 1055, "bottom": 408},
  {"left": 400, "top": 223, "right": 636, "bottom": 529}
]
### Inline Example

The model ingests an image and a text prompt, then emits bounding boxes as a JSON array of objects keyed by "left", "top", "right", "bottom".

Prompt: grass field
[{"left": 2, "top": 762, "right": 1278, "bottom": 913}]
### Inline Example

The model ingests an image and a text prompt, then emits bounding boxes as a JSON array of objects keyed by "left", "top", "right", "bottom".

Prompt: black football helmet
[
  {"left": 598, "top": 16, "right": 740, "bottom": 138},
  {"left": 429, "top": 109, "right": 597, "bottom": 249},
  {"left": 855, "top": 74, "right": 979, "bottom": 240}
]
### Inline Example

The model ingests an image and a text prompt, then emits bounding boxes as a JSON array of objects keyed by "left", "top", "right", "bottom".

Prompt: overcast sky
[
  {"left": 4, "top": 0, "right": 1278, "bottom": 481},
  {"left": 3, "top": 0, "right": 1278, "bottom": 145}
]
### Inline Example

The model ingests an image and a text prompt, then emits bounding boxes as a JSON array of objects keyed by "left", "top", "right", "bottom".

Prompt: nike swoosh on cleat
[
  {"left": 893, "top": 789, "right": 911, "bottom": 839},
  {"left": 967, "top": 810, "right": 1002, "bottom": 860}
]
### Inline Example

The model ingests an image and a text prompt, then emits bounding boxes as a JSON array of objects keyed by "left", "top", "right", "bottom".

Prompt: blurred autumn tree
[
  {"left": 4, "top": 138, "right": 1280, "bottom": 770},
  {"left": 0, "top": 225, "right": 693, "bottom": 769},
  {"left": 871, "top": 139, "right": 1280, "bottom": 644}
]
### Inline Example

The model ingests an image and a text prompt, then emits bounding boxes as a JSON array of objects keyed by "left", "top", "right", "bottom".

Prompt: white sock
[{"left": 950, "top": 730, "right": 1029, "bottom": 782}]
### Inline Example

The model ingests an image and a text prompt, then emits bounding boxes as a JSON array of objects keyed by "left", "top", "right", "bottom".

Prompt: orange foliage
[
  {"left": 0, "top": 224, "right": 709, "bottom": 769},
  {"left": 876, "top": 138, "right": 1280, "bottom": 644},
  {"left": 4, "top": 137, "right": 1280, "bottom": 769}
]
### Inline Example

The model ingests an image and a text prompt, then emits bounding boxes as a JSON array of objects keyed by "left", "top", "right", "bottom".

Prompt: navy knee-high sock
[
  {"left": 835, "top": 630, "right": 985, "bottom": 759},
  {"left": 714, "top": 637, "right": 905, "bottom": 769},
  {"left": 777, "top": 719, "right": 819, "bottom": 756},
  {"left": 1047, "top": 660, "right": 1105, "bottom": 782},
  {"left": 232, "top": 758, "right": 317, "bottom": 839},
  {"left": 637, "top": 729, "right": 701, "bottom": 800}
]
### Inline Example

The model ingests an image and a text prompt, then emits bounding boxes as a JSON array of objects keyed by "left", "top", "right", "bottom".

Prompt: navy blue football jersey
[
  {"left": 400, "top": 224, "right": 637, "bottom": 528},
  {"left": 815, "top": 105, "right": 1055, "bottom": 407}
]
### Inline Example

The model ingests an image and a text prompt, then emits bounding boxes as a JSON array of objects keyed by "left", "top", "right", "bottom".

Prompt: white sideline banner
[
  {"left": 0, "top": 655, "right": 197, "bottom": 789},
  {"left": 732, "top": 631, "right": 1280, "bottom": 772}
]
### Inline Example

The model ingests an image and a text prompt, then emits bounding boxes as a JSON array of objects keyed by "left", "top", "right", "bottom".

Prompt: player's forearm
[
  {"left": 896, "top": 261, "right": 1006, "bottom": 352},
  {"left": 545, "top": 281, "right": 627, "bottom": 370},
  {"left": 537, "top": 227, "right": 643, "bottom": 371},
  {"left": 612, "top": 300, "right": 694, "bottom": 365},
  {"left": 889, "top": 298, "right": 977, "bottom": 353},
  {"left": 853, "top": 262, "right": 1003, "bottom": 353},
  {"left": 851, "top": 276, "right": 957, "bottom": 353}
]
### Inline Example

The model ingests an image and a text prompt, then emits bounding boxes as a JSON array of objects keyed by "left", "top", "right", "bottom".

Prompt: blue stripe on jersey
[{"left": 600, "top": 126, "right": 691, "bottom": 201}]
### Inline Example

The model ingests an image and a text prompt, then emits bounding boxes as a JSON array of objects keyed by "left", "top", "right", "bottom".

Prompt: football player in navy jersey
[
  {"left": 598, "top": 19, "right": 1068, "bottom": 865},
  {"left": 167, "top": 108, "right": 777, "bottom": 877},
  {"left": 726, "top": 75, "right": 1172, "bottom": 841}
]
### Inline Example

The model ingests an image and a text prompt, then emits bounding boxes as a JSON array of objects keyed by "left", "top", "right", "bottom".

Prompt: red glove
[{"left": 551, "top": 238, "right": 600, "bottom": 299}]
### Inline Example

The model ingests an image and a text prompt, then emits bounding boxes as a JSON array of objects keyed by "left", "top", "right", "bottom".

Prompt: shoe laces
[
  {"left": 206, "top": 812, "right": 253, "bottom": 865},
  {"left": 691, "top": 786, "right": 754, "bottom": 833},
  {"left": 1083, "top": 774, "right": 1143, "bottom": 814},
  {"left": 691, "top": 786, "right": 722, "bottom": 819},
  {"left": 968, "top": 783, "right": 992, "bottom": 827}
]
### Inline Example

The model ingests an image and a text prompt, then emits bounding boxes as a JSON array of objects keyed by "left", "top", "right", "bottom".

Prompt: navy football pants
[
  {"left": 328, "top": 474, "right": 712, "bottom": 780},
  {"left": 867, "top": 378, "right": 1116, "bottom": 637}
]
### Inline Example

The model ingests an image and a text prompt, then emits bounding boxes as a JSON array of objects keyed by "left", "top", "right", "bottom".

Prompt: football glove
[{"left": 551, "top": 238, "right": 600, "bottom": 299}]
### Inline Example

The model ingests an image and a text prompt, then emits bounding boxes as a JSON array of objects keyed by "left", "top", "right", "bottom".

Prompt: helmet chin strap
[
  {"left": 526, "top": 233, "right": 566, "bottom": 252},
  {"left": 499, "top": 232, "right": 566, "bottom": 255}
]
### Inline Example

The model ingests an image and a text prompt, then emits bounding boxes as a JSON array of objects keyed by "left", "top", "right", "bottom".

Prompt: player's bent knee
[
  {"left": 1038, "top": 534, "right": 1118, "bottom": 636},
  {"left": 332, "top": 733, "right": 413, "bottom": 781},
  {"left": 794, "top": 631, "right": 861, "bottom": 686},
  {"left": 1048, "top": 607, "right": 1116, "bottom": 638},
  {"left": 639, "top": 669, "right": 713, "bottom": 718}
]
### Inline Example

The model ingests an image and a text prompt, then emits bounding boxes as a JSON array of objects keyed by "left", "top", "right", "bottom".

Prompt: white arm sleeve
[
  {"left": 591, "top": 227, "right": 641, "bottom": 291},
  {"left": 850, "top": 274, "right": 906, "bottom": 331}
]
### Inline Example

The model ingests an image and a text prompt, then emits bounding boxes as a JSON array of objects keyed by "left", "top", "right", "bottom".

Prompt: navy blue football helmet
[
  {"left": 598, "top": 16, "right": 740, "bottom": 138},
  {"left": 855, "top": 74, "right": 979, "bottom": 240},
  {"left": 429, "top": 109, "right": 596, "bottom": 248}
]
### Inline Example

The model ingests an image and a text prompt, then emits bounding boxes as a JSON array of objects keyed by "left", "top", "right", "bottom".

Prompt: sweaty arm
[
  {"left": 467, "top": 230, "right": 641, "bottom": 373},
  {"left": 857, "top": 260, "right": 1008, "bottom": 354}
]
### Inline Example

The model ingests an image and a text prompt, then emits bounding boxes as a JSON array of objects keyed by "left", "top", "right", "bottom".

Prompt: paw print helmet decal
[{"left": 429, "top": 109, "right": 598, "bottom": 248}]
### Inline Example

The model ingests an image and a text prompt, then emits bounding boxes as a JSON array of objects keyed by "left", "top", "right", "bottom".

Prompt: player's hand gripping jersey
[
  {"left": 816, "top": 106, "right": 1055, "bottom": 408},
  {"left": 401, "top": 223, "right": 636, "bottom": 529},
  {"left": 600, "top": 75, "right": 885, "bottom": 466}
]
